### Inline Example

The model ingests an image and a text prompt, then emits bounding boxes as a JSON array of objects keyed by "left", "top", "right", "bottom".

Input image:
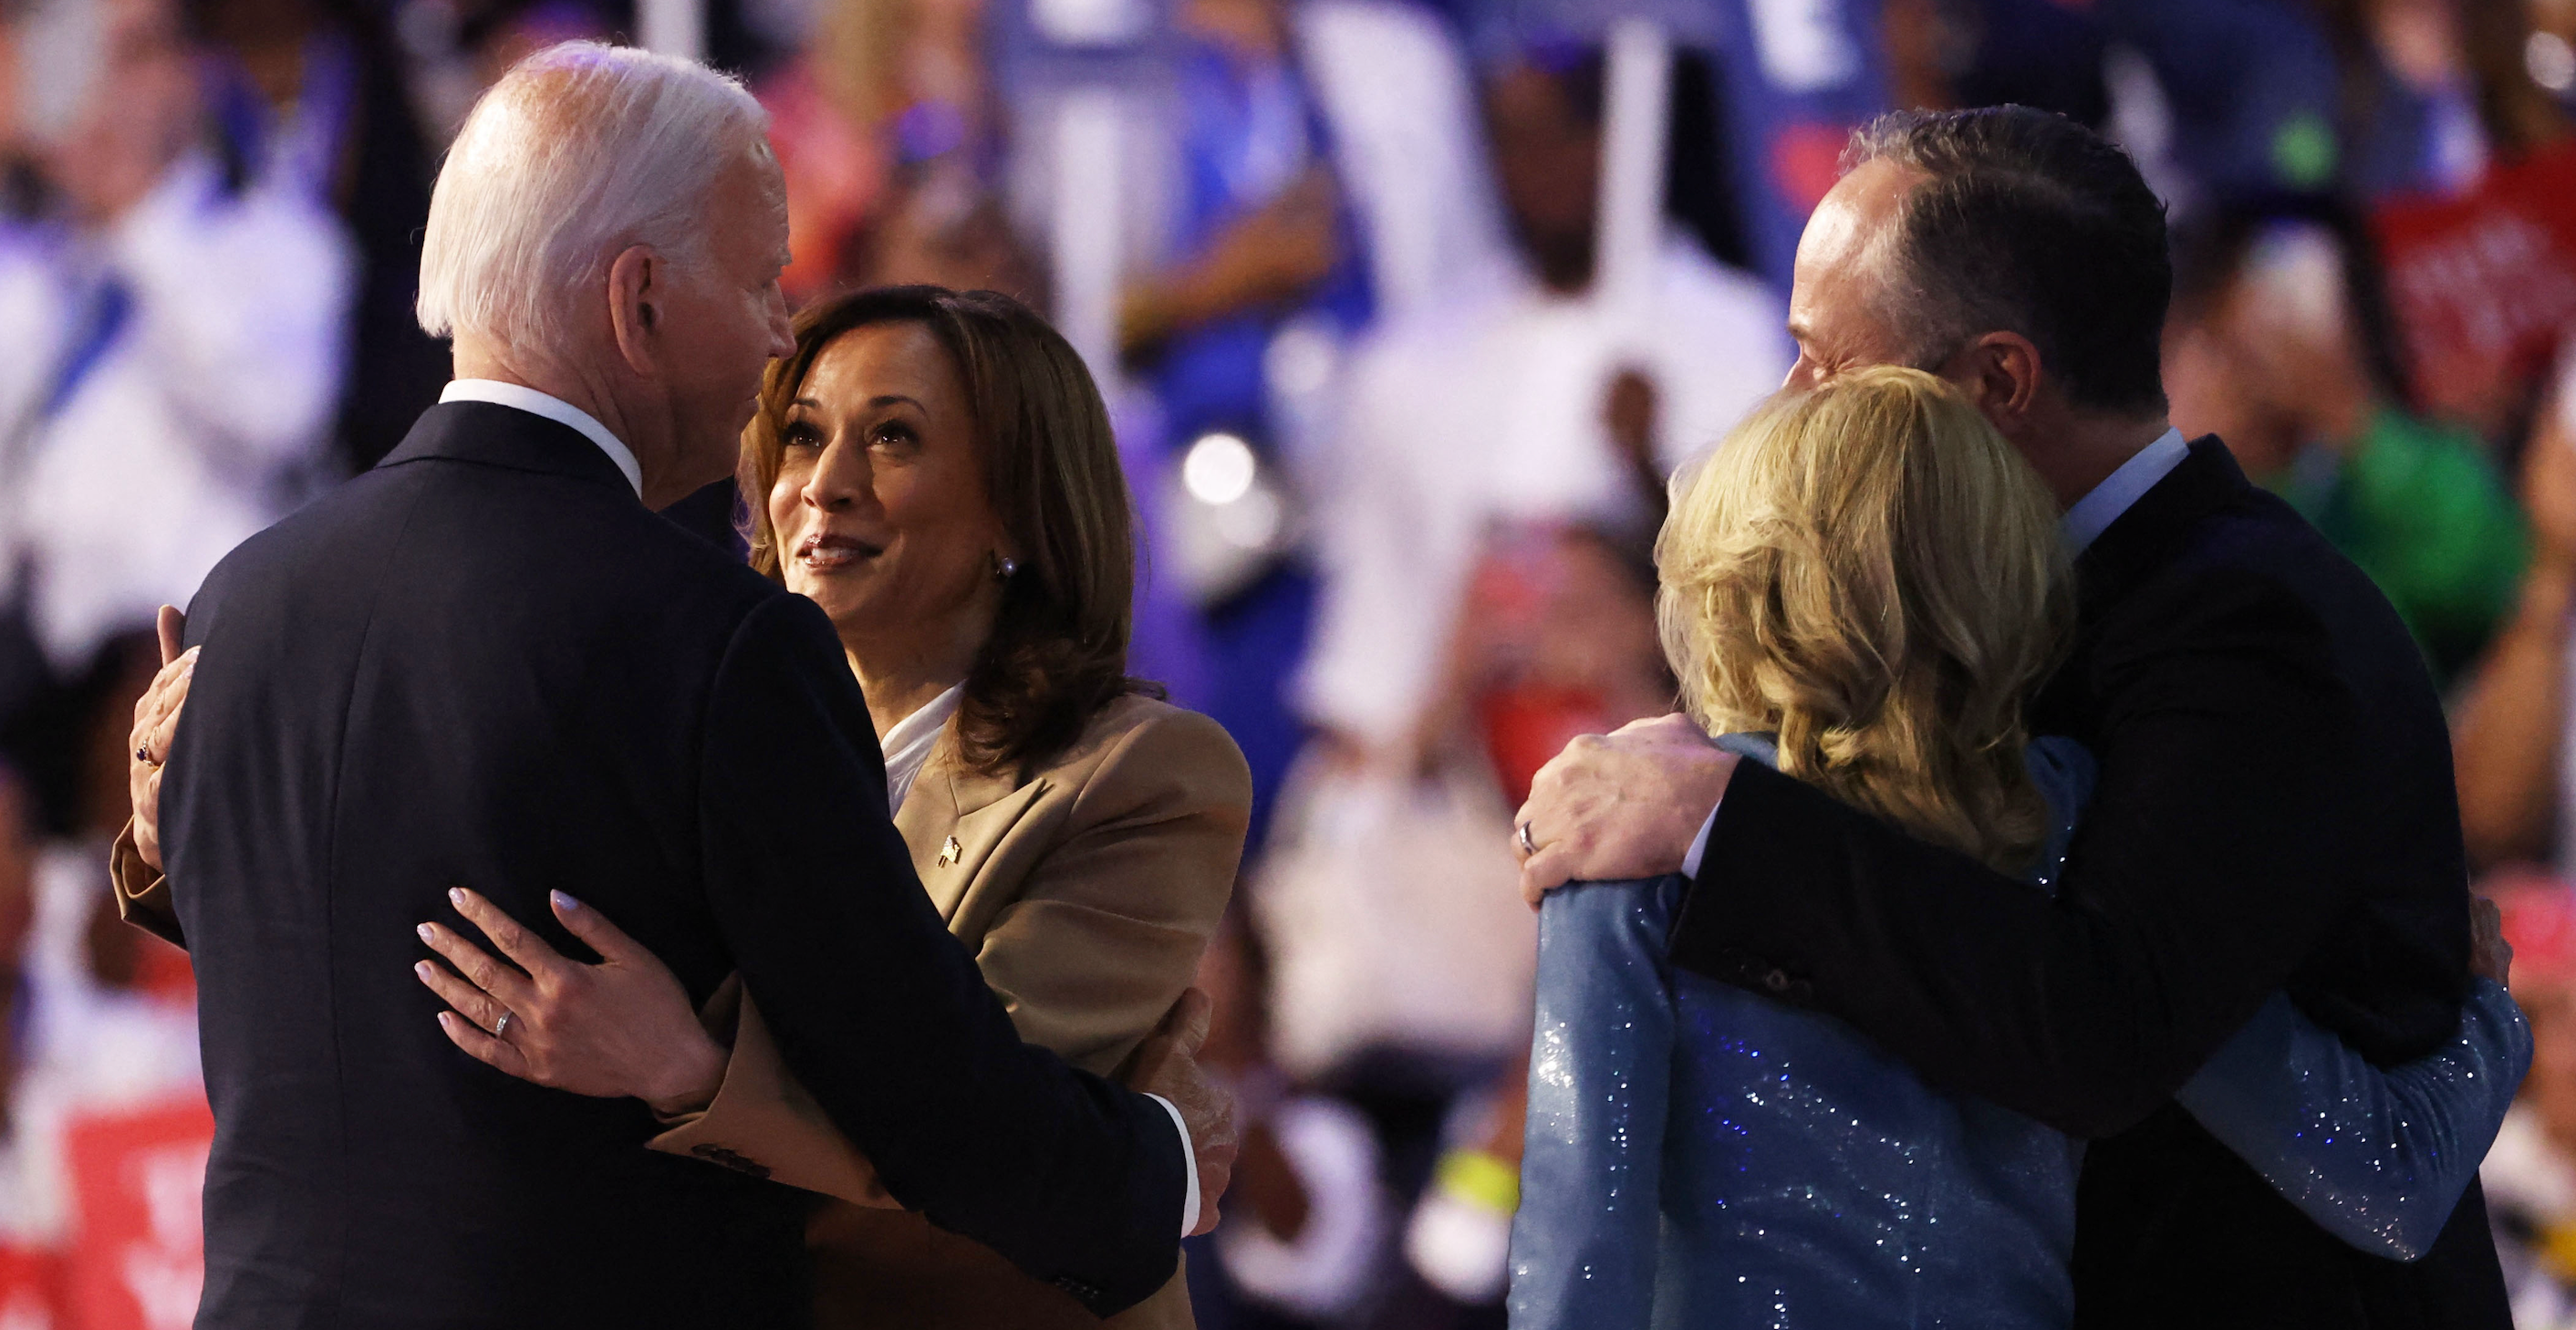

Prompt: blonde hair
[{"left": 1657, "top": 367, "right": 2072, "bottom": 872}]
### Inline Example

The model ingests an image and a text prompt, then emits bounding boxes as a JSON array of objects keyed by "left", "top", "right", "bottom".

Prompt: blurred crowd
[{"left": 5, "top": 0, "right": 2576, "bottom": 1324}]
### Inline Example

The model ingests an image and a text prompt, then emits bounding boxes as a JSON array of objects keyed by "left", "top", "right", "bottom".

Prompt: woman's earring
[{"left": 992, "top": 553, "right": 1020, "bottom": 580}]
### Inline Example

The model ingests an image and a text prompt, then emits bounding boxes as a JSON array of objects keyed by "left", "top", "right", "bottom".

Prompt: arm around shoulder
[
  {"left": 695, "top": 594, "right": 1187, "bottom": 1315},
  {"left": 1671, "top": 568, "right": 2370, "bottom": 1138},
  {"left": 655, "top": 701, "right": 1251, "bottom": 1204}
]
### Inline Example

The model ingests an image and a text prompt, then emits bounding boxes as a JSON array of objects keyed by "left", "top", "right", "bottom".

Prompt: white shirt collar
[
  {"left": 440, "top": 379, "right": 643, "bottom": 500},
  {"left": 2062, "top": 427, "right": 2189, "bottom": 557},
  {"left": 880, "top": 684, "right": 965, "bottom": 816}
]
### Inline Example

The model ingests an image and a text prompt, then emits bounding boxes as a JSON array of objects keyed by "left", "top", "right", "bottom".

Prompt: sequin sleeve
[
  {"left": 2173, "top": 978, "right": 2530, "bottom": 1260},
  {"left": 1508, "top": 877, "right": 1680, "bottom": 1329}
]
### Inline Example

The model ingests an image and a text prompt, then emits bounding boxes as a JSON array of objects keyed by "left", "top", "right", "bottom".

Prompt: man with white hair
[{"left": 137, "top": 43, "right": 1226, "bottom": 1327}]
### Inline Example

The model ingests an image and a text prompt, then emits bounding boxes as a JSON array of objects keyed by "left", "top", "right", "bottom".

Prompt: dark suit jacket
[
  {"left": 159, "top": 401, "right": 1184, "bottom": 1329},
  {"left": 1667, "top": 440, "right": 2508, "bottom": 1327}
]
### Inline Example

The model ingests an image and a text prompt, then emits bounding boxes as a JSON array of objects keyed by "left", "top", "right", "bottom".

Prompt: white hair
[{"left": 417, "top": 42, "right": 771, "bottom": 358}]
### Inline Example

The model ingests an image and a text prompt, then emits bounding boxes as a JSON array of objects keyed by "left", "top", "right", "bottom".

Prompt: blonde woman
[{"left": 1505, "top": 369, "right": 2529, "bottom": 1330}]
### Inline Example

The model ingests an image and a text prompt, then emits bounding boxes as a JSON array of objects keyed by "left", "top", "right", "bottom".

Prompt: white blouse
[{"left": 879, "top": 684, "right": 964, "bottom": 815}]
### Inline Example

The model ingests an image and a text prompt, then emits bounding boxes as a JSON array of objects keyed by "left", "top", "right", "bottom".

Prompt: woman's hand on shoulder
[
  {"left": 415, "top": 888, "right": 728, "bottom": 1117},
  {"left": 128, "top": 607, "right": 194, "bottom": 872}
]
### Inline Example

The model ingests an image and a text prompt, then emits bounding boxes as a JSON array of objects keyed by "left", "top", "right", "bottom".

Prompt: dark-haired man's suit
[
  {"left": 1667, "top": 438, "right": 2508, "bottom": 1328},
  {"left": 159, "top": 401, "right": 1187, "bottom": 1328}
]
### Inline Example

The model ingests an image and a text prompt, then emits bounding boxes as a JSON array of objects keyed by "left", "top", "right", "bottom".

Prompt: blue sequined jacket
[{"left": 1508, "top": 733, "right": 2529, "bottom": 1330}]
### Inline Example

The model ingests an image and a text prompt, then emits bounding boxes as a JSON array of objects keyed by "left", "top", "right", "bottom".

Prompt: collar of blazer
[
  {"left": 2068, "top": 435, "right": 2255, "bottom": 625},
  {"left": 895, "top": 732, "right": 1052, "bottom": 923},
  {"left": 378, "top": 400, "right": 639, "bottom": 494}
]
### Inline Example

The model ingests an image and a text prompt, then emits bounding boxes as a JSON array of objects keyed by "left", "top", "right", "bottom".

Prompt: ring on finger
[
  {"left": 493, "top": 1010, "right": 515, "bottom": 1040},
  {"left": 135, "top": 741, "right": 161, "bottom": 769},
  {"left": 1515, "top": 821, "right": 1537, "bottom": 857}
]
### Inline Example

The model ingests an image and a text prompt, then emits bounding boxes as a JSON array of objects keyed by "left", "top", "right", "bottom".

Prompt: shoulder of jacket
[
  {"left": 1054, "top": 696, "right": 1252, "bottom": 812},
  {"left": 2124, "top": 500, "right": 2355, "bottom": 618}
]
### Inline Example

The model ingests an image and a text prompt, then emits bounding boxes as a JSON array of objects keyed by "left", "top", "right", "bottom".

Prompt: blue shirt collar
[{"left": 2062, "top": 427, "right": 2188, "bottom": 557}]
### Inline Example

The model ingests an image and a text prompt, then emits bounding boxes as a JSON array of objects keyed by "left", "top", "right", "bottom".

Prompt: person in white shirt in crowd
[
  {"left": 1296, "top": 42, "right": 1784, "bottom": 772},
  {"left": 0, "top": 0, "right": 352, "bottom": 689},
  {"left": 1257, "top": 37, "right": 1783, "bottom": 1325}
]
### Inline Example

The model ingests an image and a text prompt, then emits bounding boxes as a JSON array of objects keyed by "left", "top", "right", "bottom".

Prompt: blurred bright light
[
  {"left": 1183, "top": 432, "right": 1258, "bottom": 506},
  {"left": 2531, "top": 32, "right": 2576, "bottom": 93},
  {"left": 1265, "top": 321, "right": 1339, "bottom": 400},
  {"left": 1213, "top": 489, "right": 1284, "bottom": 550}
]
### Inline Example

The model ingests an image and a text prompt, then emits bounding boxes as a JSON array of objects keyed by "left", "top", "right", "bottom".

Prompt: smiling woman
[
  {"left": 519, "top": 286, "right": 1249, "bottom": 1326},
  {"left": 109, "top": 286, "right": 1250, "bottom": 1329},
  {"left": 740, "top": 286, "right": 1148, "bottom": 782}
]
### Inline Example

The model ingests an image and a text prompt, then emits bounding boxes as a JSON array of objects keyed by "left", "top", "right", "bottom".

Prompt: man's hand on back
[
  {"left": 1119, "top": 988, "right": 1237, "bottom": 1237},
  {"left": 1512, "top": 713, "right": 1739, "bottom": 905}
]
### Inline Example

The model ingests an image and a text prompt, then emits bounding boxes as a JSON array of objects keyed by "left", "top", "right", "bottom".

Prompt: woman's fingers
[
  {"left": 435, "top": 1009, "right": 535, "bottom": 1080},
  {"left": 418, "top": 920, "right": 539, "bottom": 1011},
  {"left": 155, "top": 605, "right": 185, "bottom": 666},
  {"left": 449, "top": 888, "right": 568, "bottom": 981},
  {"left": 549, "top": 891, "right": 649, "bottom": 968},
  {"left": 129, "top": 649, "right": 195, "bottom": 763},
  {"left": 126, "top": 649, "right": 198, "bottom": 870},
  {"left": 414, "top": 957, "right": 514, "bottom": 1035}
]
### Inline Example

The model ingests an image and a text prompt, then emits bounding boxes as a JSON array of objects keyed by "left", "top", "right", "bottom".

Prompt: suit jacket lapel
[
  {"left": 898, "top": 739, "right": 1049, "bottom": 923},
  {"left": 2035, "top": 436, "right": 2256, "bottom": 732},
  {"left": 2069, "top": 437, "right": 2250, "bottom": 625}
]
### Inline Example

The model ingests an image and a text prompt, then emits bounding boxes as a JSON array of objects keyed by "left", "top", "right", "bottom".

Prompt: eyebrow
[{"left": 790, "top": 395, "right": 928, "bottom": 412}]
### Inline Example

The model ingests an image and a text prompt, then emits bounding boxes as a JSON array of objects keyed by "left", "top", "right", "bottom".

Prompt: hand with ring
[
  {"left": 1511, "top": 712, "right": 1738, "bottom": 906},
  {"left": 414, "top": 886, "right": 728, "bottom": 1117}
]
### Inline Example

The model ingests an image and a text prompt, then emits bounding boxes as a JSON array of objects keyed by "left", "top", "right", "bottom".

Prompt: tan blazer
[{"left": 111, "top": 691, "right": 1249, "bottom": 1329}]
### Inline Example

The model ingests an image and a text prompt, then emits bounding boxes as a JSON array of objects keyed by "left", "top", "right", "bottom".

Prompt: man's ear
[
  {"left": 1944, "top": 330, "right": 2044, "bottom": 435},
  {"left": 606, "top": 244, "right": 660, "bottom": 377}
]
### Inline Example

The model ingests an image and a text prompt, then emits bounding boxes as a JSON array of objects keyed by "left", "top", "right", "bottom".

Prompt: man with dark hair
[
  {"left": 1843, "top": 109, "right": 2172, "bottom": 416},
  {"left": 1513, "top": 104, "right": 2510, "bottom": 1326}
]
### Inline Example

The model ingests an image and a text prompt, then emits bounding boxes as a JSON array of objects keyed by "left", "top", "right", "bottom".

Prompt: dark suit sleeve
[
  {"left": 694, "top": 593, "right": 1183, "bottom": 1315},
  {"left": 1670, "top": 567, "right": 2365, "bottom": 1139}
]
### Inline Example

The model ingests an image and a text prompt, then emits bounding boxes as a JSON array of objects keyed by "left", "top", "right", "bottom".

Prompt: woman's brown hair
[
  {"left": 1657, "top": 367, "right": 2073, "bottom": 873},
  {"left": 740, "top": 286, "right": 1156, "bottom": 778}
]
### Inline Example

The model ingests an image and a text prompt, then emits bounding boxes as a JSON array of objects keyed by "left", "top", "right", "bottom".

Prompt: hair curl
[{"left": 1657, "top": 367, "right": 2072, "bottom": 872}]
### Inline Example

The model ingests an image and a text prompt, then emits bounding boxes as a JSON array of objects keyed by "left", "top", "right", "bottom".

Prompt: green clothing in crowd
[{"left": 2270, "top": 407, "right": 2529, "bottom": 690}]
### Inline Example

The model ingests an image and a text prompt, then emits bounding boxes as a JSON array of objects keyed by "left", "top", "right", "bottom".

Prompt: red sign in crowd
[
  {"left": 0, "top": 1092, "right": 212, "bottom": 1330},
  {"left": 2373, "top": 140, "right": 2576, "bottom": 426}
]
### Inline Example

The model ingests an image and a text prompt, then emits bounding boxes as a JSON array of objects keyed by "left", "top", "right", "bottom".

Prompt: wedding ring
[
  {"left": 135, "top": 741, "right": 160, "bottom": 768},
  {"left": 493, "top": 1011, "right": 514, "bottom": 1040},
  {"left": 1515, "top": 821, "right": 1537, "bottom": 857}
]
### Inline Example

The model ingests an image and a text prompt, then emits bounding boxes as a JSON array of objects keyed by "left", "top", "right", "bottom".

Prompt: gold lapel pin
[{"left": 938, "top": 835, "right": 962, "bottom": 868}]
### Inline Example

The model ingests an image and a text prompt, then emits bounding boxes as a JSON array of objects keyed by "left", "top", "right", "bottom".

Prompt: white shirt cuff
[
  {"left": 1145, "top": 1092, "right": 1199, "bottom": 1238},
  {"left": 1678, "top": 801, "right": 1720, "bottom": 879}
]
